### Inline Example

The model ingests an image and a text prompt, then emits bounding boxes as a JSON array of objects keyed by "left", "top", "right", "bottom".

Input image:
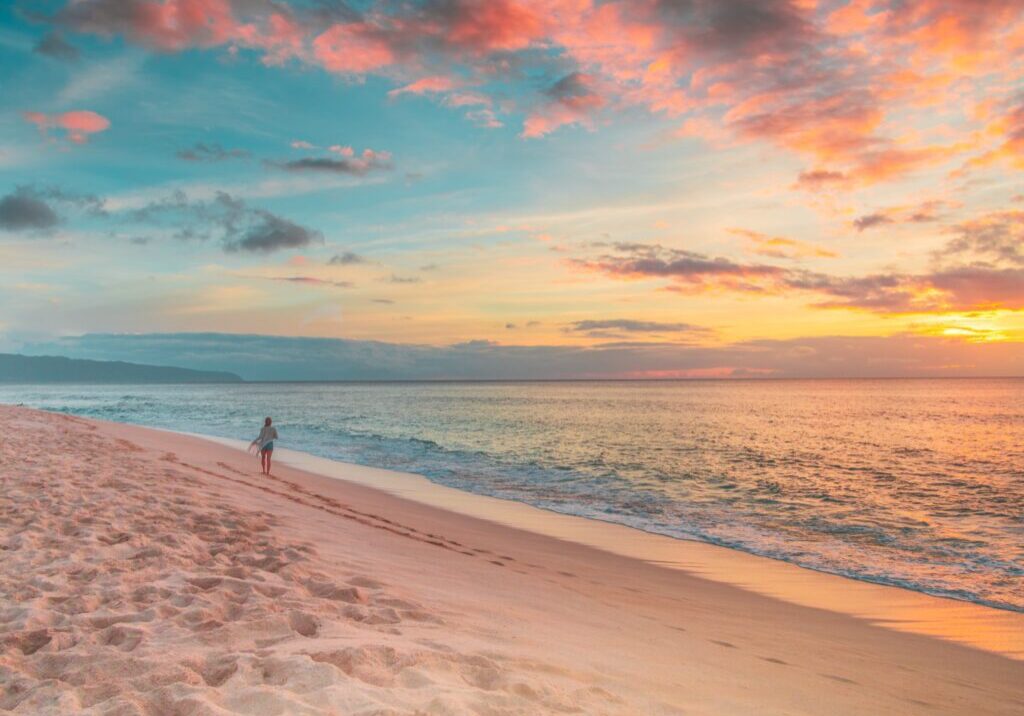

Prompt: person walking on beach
[{"left": 250, "top": 417, "right": 278, "bottom": 475}]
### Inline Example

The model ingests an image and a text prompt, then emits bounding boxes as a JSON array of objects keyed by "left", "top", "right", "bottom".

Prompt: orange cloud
[{"left": 729, "top": 229, "right": 838, "bottom": 259}]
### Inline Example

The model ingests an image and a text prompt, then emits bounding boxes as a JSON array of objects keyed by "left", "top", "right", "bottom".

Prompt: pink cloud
[
  {"left": 432, "top": 0, "right": 550, "bottom": 53},
  {"left": 388, "top": 76, "right": 460, "bottom": 98},
  {"left": 312, "top": 23, "right": 394, "bottom": 75},
  {"left": 23, "top": 110, "right": 111, "bottom": 144},
  {"left": 53, "top": 0, "right": 1024, "bottom": 172}
]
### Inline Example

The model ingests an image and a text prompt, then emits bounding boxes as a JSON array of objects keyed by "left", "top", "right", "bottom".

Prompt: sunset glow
[{"left": 2, "top": 0, "right": 1023, "bottom": 378}]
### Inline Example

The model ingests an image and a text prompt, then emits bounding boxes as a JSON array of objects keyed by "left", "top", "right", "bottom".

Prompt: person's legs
[
  {"left": 260, "top": 449, "right": 268, "bottom": 474},
  {"left": 265, "top": 449, "right": 273, "bottom": 475}
]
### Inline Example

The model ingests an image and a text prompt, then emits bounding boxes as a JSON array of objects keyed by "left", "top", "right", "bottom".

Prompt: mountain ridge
[{"left": 0, "top": 353, "right": 243, "bottom": 384}]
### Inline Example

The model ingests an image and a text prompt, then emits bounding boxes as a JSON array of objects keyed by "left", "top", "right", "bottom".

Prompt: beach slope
[{"left": 0, "top": 405, "right": 1021, "bottom": 715}]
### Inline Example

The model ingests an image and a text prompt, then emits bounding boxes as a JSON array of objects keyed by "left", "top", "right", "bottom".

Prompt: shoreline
[
  {"left": 196, "top": 431, "right": 1024, "bottom": 660},
  {"left": 4, "top": 381, "right": 1022, "bottom": 621},
  {"left": 3, "top": 405, "right": 1023, "bottom": 714}
]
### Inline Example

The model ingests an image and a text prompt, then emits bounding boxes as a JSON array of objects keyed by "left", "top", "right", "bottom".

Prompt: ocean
[{"left": 3, "top": 379, "right": 1022, "bottom": 612}]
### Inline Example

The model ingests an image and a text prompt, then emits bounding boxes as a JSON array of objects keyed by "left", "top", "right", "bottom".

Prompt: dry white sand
[{"left": 1, "top": 405, "right": 1022, "bottom": 715}]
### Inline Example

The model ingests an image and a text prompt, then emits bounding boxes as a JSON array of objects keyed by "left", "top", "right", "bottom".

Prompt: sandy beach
[{"left": 1, "top": 405, "right": 1022, "bottom": 715}]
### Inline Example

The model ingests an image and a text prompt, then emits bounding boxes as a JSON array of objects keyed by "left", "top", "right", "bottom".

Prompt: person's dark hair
[{"left": 265, "top": 417, "right": 272, "bottom": 426}]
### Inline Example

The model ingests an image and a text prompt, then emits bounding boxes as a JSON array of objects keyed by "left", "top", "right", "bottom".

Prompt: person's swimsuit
[{"left": 256, "top": 425, "right": 278, "bottom": 452}]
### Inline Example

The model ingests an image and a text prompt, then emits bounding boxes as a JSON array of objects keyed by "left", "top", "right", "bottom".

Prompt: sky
[{"left": 1, "top": 0, "right": 1023, "bottom": 379}]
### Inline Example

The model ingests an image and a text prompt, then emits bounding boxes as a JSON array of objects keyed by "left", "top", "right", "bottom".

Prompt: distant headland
[{"left": 0, "top": 353, "right": 242, "bottom": 384}]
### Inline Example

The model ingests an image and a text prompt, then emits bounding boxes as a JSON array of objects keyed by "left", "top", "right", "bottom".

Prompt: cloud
[
  {"left": 56, "top": 0, "right": 240, "bottom": 52},
  {"left": 566, "top": 319, "right": 708, "bottom": 338},
  {"left": 387, "top": 75, "right": 503, "bottom": 128},
  {"left": 22, "top": 331, "right": 1024, "bottom": 380},
  {"left": 224, "top": 213, "right": 322, "bottom": 253},
  {"left": 311, "top": 22, "right": 395, "bottom": 74},
  {"left": 522, "top": 72, "right": 605, "bottom": 138},
  {"left": 793, "top": 169, "right": 850, "bottom": 191},
  {"left": 34, "top": 32, "right": 80, "bottom": 62},
  {"left": 262, "top": 276, "right": 353, "bottom": 288},
  {"left": 940, "top": 210, "right": 1024, "bottom": 266},
  {"left": 0, "top": 185, "right": 108, "bottom": 233},
  {"left": 278, "top": 149, "right": 392, "bottom": 175},
  {"left": 571, "top": 242, "right": 788, "bottom": 293},
  {"left": 852, "top": 213, "right": 895, "bottom": 232},
  {"left": 23, "top": 109, "right": 111, "bottom": 144},
  {"left": 129, "top": 190, "right": 322, "bottom": 253},
  {"left": 852, "top": 200, "right": 955, "bottom": 231},
  {"left": 46, "top": 0, "right": 1024, "bottom": 174},
  {"left": 0, "top": 192, "right": 59, "bottom": 232},
  {"left": 729, "top": 229, "right": 837, "bottom": 259},
  {"left": 387, "top": 274, "right": 421, "bottom": 284},
  {"left": 573, "top": 240, "right": 1024, "bottom": 314},
  {"left": 18, "top": 185, "right": 107, "bottom": 216},
  {"left": 792, "top": 267, "right": 1024, "bottom": 314},
  {"left": 176, "top": 142, "right": 251, "bottom": 162},
  {"left": 388, "top": 75, "right": 460, "bottom": 97},
  {"left": 328, "top": 251, "right": 366, "bottom": 265}
]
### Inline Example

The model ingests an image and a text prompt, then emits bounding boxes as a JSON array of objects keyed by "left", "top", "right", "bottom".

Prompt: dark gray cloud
[
  {"left": 852, "top": 213, "right": 894, "bottom": 232},
  {"left": 225, "top": 213, "right": 323, "bottom": 253},
  {"left": 0, "top": 192, "right": 59, "bottom": 232},
  {"left": 130, "top": 191, "right": 322, "bottom": 253},
  {"left": 573, "top": 242, "right": 787, "bottom": 292},
  {"left": 544, "top": 72, "right": 593, "bottom": 100},
  {"left": 21, "top": 331, "right": 1024, "bottom": 381},
  {"left": 34, "top": 32, "right": 79, "bottom": 61},
  {"left": 176, "top": 142, "right": 251, "bottom": 162},
  {"left": 278, "top": 154, "right": 392, "bottom": 175},
  {"left": 0, "top": 185, "right": 108, "bottom": 233},
  {"left": 655, "top": 0, "right": 811, "bottom": 55},
  {"left": 328, "top": 251, "right": 365, "bottom": 265},
  {"left": 852, "top": 201, "right": 950, "bottom": 232}
]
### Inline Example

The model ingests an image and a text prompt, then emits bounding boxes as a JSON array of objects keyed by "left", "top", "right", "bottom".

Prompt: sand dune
[{"left": 1, "top": 406, "right": 1022, "bottom": 715}]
